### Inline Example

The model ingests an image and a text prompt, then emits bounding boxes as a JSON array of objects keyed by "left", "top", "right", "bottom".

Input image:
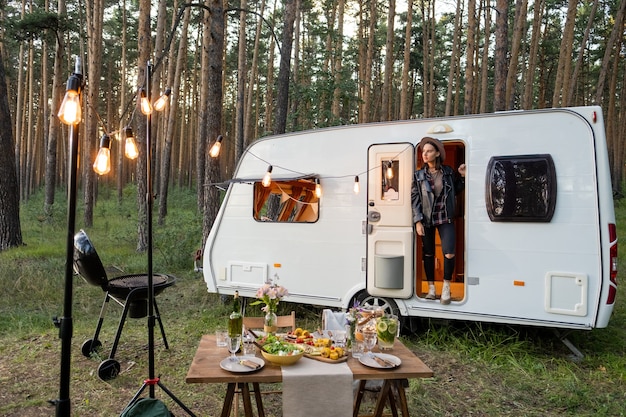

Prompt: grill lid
[{"left": 73, "top": 229, "right": 108, "bottom": 288}]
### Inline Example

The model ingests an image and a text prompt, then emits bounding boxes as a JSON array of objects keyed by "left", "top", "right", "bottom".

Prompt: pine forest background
[{"left": 1, "top": 0, "right": 625, "bottom": 249}]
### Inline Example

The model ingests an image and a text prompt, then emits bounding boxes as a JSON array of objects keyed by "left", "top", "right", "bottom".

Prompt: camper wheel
[{"left": 353, "top": 291, "right": 402, "bottom": 331}]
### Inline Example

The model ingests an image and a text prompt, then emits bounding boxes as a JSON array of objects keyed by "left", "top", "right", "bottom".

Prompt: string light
[
  {"left": 315, "top": 178, "right": 322, "bottom": 198},
  {"left": 153, "top": 87, "right": 171, "bottom": 112},
  {"left": 353, "top": 176, "right": 360, "bottom": 194},
  {"left": 124, "top": 127, "right": 139, "bottom": 159},
  {"left": 262, "top": 165, "right": 273, "bottom": 187},
  {"left": 93, "top": 134, "right": 112, "bottom": 175},
  {"left": 140, "top": 88, "right": 152, "bottom": 115},
  {"left": 57, "top": 67, "right": 82, "bottom": 125},
  {"left": 209, "top": 135, "right": 223, "bottom": 158}
]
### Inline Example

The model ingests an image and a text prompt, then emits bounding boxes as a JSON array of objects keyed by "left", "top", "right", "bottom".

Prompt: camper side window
[
  {"left": 253, "top": 178, "right": 320, "bottom": 223},
  {"left": 486, "top": 154, "right": 556, "bottom": 222}
]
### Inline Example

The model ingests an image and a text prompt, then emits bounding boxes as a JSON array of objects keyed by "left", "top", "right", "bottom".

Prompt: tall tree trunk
[
  {"left": 245, "top": 0, "right": 266, "bottom": 142},
  {"left": 522, "top": 0, "right": 543, "bottom": 109},
  {"left": 158, "top": 5, "right": 191, "bottom": 225},
  {"left": 0, "top": 50, "right": 23, "bottom": 250},
  {"left": 264, "top": 1, "right": 278, "bottom": 134},
  {"left": 464, "top": 0, "right": 477, "bottom": 114},
  {"left": 44, "top": 0, "right": 67, "bottom": 218},
  {"left": 400, "top": 0, "right": 413, "bottom": 119},
  {"left": 136, "top": 0, "right": 151, "bottom": 252},
  {"left": 235, "top": 2, "right": 247, "bottom": 161},
  {"left": 479, "top": 0, "right": 492, "bottom": 113},
  {"left": 505, "top": 0, "right": 527, "bottom": 109},
  {"left": 84, "top": 0, "right": 104, "bottom": 228},
  {"left": 274, "top": 0, "right": 297, "bottom": 134},
  {"left": 202, "top": 0, "right": 225, "bottom": 243},
  {"left": 117, "top": 0, "right": 128, "bottom": 201},
  {"left": 332, "top": 0, "right": 345, "bottom": 120},
  {"left": 420, "top": 0, "right": 430, "bottom": 117},
  {"left": 567, "top": 0, "right": 598, "bottom": 106},
  {"left": 552, "top": 0, "right": 577, "bottom": 106},
  {"left": 446, "top": 0, "right": 463, "bottom": 116},
  {"left": 381, "top": 0, "right": 395, "bottom": 121},
  {"left": 594, "top": 0, "right": 626, "bottom": 105},
  {"left": 493, "top": 0, "right": 509, "bottom": 111}
]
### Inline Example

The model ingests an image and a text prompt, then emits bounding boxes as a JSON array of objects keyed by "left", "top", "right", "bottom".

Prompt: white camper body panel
[{"left": 203, "top": 107, "right": 617, "bottom": 330}]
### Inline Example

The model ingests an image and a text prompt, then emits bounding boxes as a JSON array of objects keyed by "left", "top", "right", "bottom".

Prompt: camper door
[{"left": 366, "top": 143, "right": 415, "bottom": 299}]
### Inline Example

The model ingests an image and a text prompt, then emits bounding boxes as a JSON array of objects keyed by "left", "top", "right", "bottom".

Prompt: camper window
[
  {"left": 253, "top": 178, "right": 320, "bottom": 223},
  {"left": 486, "top": 154, "right": 556, "bottom": 222}
]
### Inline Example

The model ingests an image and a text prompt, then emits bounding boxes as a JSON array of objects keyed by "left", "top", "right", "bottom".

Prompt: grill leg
[
  {"left": 92, "top": 295, "right": 110, "bottom": 344},
  {"left": 108, "top": 298, "right": 131, "bottom": 360},
  {"left": 153, "top": 298, "right": 169, "bottom": 349}
]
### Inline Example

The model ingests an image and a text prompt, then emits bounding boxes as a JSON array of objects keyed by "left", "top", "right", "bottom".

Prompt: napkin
[
  {"left": 282, "top": 358, "right": 352, "bottom": 417},
  {"left": 322, "top": 309, "right": 347, "bottom": 331}
]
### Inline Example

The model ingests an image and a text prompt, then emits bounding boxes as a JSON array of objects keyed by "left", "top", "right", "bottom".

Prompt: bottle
[{"left": 228, "top": 291, "right": 243, "bottom": 337}]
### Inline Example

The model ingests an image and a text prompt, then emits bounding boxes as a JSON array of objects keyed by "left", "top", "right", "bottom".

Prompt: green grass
[{"left": 0, "top": 186, "right": 625, "bottom": 416}]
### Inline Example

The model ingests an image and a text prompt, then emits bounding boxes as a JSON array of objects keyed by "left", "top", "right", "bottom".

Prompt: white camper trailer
[{"left": 202, "top": 106, "right": 618, "bottom": 339}]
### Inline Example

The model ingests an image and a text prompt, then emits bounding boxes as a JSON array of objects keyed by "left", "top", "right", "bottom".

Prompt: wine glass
[
  {"left": 362, "top": 329, "right": 377, "bottom": 355},
  {"left": 227, "top": 335, "right": 241, "bottom": 362}
]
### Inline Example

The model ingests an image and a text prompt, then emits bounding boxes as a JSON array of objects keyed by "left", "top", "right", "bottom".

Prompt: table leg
[
  {"left": 353, "top": 380, "right": 368, "bottom": 417},
  {"left": 393, "top": 380, "right": 410, "bottom": 416},
  {"left": 240, "top": 383, "right": 253, "bottom": 417},
  {"left": 221, "top": 383, "right": 236, "bottom": 417},
  {"left": 372, "top": 380, "right": 393, "bottom": 417},
  {"left": 252, "top": 383, "right": 266, "bottom": 417}
]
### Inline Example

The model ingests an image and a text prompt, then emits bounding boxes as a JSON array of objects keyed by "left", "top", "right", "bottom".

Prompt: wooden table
[{"left": 186, "top": 335, "right": 433, "bottom": 417}]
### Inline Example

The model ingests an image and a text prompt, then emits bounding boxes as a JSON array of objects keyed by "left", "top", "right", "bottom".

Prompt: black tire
[
  {"left": 81, "top": 339, "right": 102, "bottom": 358},
  {"left": 98, "top": 359, "right": 121, "bottom": 381}
]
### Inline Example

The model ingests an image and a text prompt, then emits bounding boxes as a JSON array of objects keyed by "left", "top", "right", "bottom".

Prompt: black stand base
[{"left": 122, "top": 376, "right": 197, "bottom": 417}]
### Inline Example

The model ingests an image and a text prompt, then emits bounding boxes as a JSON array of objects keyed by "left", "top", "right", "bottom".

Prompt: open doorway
[{"left": 415, "top": 141, "right": 466, "bottom": 302}]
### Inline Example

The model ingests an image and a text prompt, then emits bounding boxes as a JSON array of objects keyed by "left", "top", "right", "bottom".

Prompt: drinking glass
[
  {"left": 227, "top": 335, "right": 241, "bottom": 361},
  {"left": 362, "top": 330, "right": 377, "bottom": 354}
]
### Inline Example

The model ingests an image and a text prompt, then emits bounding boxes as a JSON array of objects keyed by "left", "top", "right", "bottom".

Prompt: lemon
[
  {"left": 387, "top": 320, "right": 397, "bottom": 335},
  {"left": 376, "top": 320, "right": 388, "bottom": 333}
]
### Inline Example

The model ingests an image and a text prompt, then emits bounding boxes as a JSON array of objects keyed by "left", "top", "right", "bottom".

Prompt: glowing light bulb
[
  {"left": 153, "top": 88, "right": 171, "bottom": 112},
  {"left": 93, "top": 135, "right": 112, "bottom": 175},
  {"left": 209, "top": 135, "right": 223, "bottom": 158},
  {"left": 315, "top": 179, "right": 322, "bottom": 198},
  {"left": 353, "top": 176, "right": 360, "bottom": 194},
  {"left": 58, "top": 90, "right": 81, "bottom": 125},
  {"left": 262, "top": 165, "right": 273, "bottom": 187},
  {"left": 140, "top": 89, "right": 152, "bottom": 115},
  {"left": 124, "top": 128, "right": 138, "bottom": 159}
]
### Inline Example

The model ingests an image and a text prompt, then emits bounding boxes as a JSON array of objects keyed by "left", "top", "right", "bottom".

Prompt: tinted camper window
[
  {"left": 253, "top": 178, "right": 319, "bottom": 222},
  {"left": 486, "top": 154, "right": 556, "bottom": 222}
]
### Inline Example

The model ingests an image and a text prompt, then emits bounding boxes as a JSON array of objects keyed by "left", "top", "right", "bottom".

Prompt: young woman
[{"left": 411, "top": 137, "right": 466, "bottom": 304}]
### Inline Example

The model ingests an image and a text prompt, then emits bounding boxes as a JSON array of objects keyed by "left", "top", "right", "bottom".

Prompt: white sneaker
[
  {"left": 441, "top": 281, "right": 451, "bottom": 305},
  {"left": 426, "top": 283, "right": 436, "bottom": 300}
]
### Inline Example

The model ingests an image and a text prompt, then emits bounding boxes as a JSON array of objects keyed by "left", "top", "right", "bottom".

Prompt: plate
[
  {"left": 358, "top": 353, "right": 401, "bottom": 369},
  {"left": 219, "top": 356, "right": 265, "bottom": 373}
]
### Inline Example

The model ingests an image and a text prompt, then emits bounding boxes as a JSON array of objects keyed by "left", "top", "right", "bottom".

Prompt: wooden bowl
[{"left": 261, "top": 349, "right": 304, "bottom": 366}]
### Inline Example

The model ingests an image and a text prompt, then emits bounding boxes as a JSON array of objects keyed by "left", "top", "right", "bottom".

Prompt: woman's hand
[
  {"left": 458, "top": 164, "right": 466, "bottom": 177},
  {"left": 415, "top": 222, "right": 425, "bottom": 236}
]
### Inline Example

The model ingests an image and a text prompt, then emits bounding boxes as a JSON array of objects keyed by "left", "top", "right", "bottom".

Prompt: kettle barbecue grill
[{"left": 73, "top": 229, "right": 176, "bottom": 380}]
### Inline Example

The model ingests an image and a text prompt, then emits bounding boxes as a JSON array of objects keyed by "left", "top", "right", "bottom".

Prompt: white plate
[
  {"left": 358, "top": 353, "right": 401, "bottom": 369},
  {"left": 219, "top": 356, "right": 265, "bottom": 373}
]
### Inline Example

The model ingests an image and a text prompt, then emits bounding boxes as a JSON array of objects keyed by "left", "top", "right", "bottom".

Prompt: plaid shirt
[{"left": 427, "top": 173, "right": 450, "bottom": 225}]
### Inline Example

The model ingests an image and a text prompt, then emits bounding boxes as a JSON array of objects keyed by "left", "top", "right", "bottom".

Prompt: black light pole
[
  {"left": 52, "top": 57, "right": 83, "bottom": 417},
  {"left": 121, "top": 61, "right": 196, "bottom": 416}
]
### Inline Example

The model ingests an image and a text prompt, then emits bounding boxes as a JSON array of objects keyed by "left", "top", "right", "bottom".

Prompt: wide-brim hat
[{"left": 418, "top": 137, "right": 446, "bottom": 162}]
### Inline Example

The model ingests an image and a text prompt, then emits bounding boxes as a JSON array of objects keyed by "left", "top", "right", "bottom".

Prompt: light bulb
[
  {"left": 153, "top": 88, "right": 171, "bottom": 112},
  {"left": 124, "top": 128, "right": 138, "bottom": 159},
  {"left": 386, "top": 161, "right": 394, "bottom": 179},
  {"left": 262, "top": 165, "right": 273, "bottom": 187},
  {"left": 58, "top": 90, "right": 81, "bottom": 125},
  {"left": 353, "top": 176, "right": 360, "bottom": 194},
  {"left": 209, "top": 135, "right": 223, "bottom": 158},
  {"left": 93, "top": 135, "right": 112, "bottom": 175},
  {"left": 315, "top": 179, "right": 322, "bottom": 198},
  {"left": 140, "top": 89, "right": 152, "bottom": 115}
]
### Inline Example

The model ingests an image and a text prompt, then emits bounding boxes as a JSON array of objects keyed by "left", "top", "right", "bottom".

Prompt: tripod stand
[{"left": 120, "top": 62, "right": 195, "bottom": 417}]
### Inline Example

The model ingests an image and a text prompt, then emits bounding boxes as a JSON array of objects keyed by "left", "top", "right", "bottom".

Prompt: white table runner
[{"left": 282, "top": 357, "right": 353, "bottom": 417}]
